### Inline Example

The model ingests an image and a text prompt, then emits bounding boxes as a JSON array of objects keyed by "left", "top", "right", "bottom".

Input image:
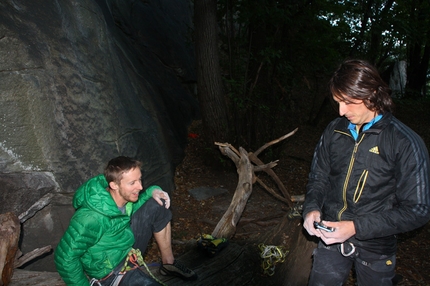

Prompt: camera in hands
[{"left": 313, "top": 221, "right": 335, "bottom": 232}]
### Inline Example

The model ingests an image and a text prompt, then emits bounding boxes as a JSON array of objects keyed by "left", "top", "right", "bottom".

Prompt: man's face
[
  {"left": 109, "top": 167, "right": 142, "bottom": 207},
  {"left": 333, "top": 94, "right": 376, "bottom": 129}
]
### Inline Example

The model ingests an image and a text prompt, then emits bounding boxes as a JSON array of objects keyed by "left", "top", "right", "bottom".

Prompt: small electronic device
[{"left": 313, "top": 221, "right": 335, "bottom": 232}]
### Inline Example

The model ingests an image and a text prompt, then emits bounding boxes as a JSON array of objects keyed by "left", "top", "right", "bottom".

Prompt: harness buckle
[
  {"left": 340, "top": 242, "right": 356, "bottom": 257},
  {"left": 89, "top": 278, "right": 102, "bottom": 286}
]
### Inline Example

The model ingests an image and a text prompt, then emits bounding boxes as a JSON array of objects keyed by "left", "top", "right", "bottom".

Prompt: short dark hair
[
  {"left": 104, "top": 156, "right": 142, "bottom": 185},
  {"left": 329, "top": 59, "right": 394, "bottom": 113}
]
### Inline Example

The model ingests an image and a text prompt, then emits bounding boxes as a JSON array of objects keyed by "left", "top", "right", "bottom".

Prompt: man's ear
[{"left": 109, "top": 181, "right": 119, "bottom": 191}]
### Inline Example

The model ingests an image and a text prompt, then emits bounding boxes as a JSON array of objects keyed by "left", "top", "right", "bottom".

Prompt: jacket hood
[{"left": 73, "top": 174, "right": 121, "bottom": 217}]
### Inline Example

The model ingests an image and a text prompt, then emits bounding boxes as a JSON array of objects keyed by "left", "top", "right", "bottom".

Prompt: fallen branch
[
  {"left": 0, "top": 193, "right": 58, "bottom": 283},
  {"left": 18, "top": 193, "right": 54, "bottom": 223},
  {"left": 212, "top": 129, "right": 298, "bottom": 238},
  {"left": 253, "top": 128, "right": 298, "bottom": 157},
  {"left": 255, "top": 177, "right": 292, "bottom": 205},
  {"left": 14, "top": 245, "right": 52, "bottom": 268},
  {"left": 212, "top": 147, "right": 253, "bottom": 238}
]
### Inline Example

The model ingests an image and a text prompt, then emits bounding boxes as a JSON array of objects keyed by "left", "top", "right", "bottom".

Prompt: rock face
[{"left": 0, "top": 0, "right": 198, "bottom": 271}]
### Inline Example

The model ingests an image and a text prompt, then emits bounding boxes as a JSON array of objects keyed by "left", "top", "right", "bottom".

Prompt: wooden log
[
  {"left": 212, "top": 147, "right": 254, "bottom": 238},
  {"left": 18, "top": 193, "right": 54, "bottom": 223},
  {"left": 0, "top": 213, "right": 20, "bottom": 286},
  {"left": 9, "top": 269, "right": 65, "bottom": 286},
  {"left": 14, "top": 246, "right": 52, "bottom": 268}
]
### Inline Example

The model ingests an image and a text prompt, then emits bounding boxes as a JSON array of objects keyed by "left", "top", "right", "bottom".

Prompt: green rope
[
  {"left": 122, "top": 248, "right": 167, "bottom": 286},
  {"left": 258, "top": 243, "right": 289, "bottom": 276},
  {"left": 140, "top": 260, "right": 167, "bottom": 286}
]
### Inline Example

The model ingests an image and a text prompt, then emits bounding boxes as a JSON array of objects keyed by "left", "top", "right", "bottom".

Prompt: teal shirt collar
[{"left": 348, "top": 114, "right": 383, "bottom": 140}]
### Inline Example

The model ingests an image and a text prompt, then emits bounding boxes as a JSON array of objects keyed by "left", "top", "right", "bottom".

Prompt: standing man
[
  {"left": 303, "top": 59, "right": 430, "bottom": 285},
  {"left": 55, "top": 156, "right": 197, "bottom": 285}
]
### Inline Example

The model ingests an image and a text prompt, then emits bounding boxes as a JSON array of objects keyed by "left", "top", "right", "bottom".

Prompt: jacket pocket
[{"left": 353, "top": 170, "right": 368, "bottom": 203}]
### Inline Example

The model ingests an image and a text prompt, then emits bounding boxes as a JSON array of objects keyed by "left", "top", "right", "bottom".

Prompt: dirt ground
[{"left": 146, "top": 100, "right": 430, "bottom": 285}]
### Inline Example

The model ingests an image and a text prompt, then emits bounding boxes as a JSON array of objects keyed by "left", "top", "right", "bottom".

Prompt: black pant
[
  {"left": 100, "top": 268, "right": 161, "bottom": 286},
  {"left": 308, "top": 241, "right": 396, "bottom": 286}
]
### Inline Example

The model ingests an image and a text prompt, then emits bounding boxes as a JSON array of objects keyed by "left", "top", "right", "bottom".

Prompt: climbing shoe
[
  {"left": 159, "top": 260, "right": 197, "bottom": 281},
  {"left": 197, "top": 234, "right": 229, "bottom": 257}
]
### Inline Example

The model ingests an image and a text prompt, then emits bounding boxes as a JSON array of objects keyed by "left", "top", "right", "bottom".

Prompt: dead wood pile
[
  {"left": 0, "top": 194, "right": 54, "bottom": 286},
  {"left": 212, "top": 128, "right": 316, "bottom": 285}
]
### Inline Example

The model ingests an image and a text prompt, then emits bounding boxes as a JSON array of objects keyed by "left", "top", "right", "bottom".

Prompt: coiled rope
[
  {"left": 123, "top": 248, "right": 167, "bottom": 286},
  {"left": 258, "top": 244, "right": 289, "bottom": 276}
]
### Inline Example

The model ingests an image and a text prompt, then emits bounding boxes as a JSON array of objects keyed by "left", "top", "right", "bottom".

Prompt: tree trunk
[
  {"left": 407, "top": 43, "right": 430, "bottom": 98},
  {"left": 194, "top": 0, "right": 230, "bottom": 145},
  {"left": 0, "top": 213, "right": 20, "bottom": 286},
  {"left": 405, "top": 0, "right": 430, "bottom": 98}
]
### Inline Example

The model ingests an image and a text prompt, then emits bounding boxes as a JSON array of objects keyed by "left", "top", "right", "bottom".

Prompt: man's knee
[{"left": 134, "top": 199, "right": 172, "bottom": 230}]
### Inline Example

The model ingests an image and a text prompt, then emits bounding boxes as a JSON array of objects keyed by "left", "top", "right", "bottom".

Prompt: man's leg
[
  {"left": 308, "top": 242, "right": 353, "bottom": 286},
  {"left": 156, "top": 221, "right": 198, "bottom": 280},
  {"left": 354, "top": 248, "right": 396, "bottom": 286},
  {"left": 131, "top": 198, "right": 197, "bottom": 280},
  {"left": 153, "top": 222, "right": 174, "bottom": 264},
  {"left": 130, "top": 198, "right": 172, "bottom": 254}
]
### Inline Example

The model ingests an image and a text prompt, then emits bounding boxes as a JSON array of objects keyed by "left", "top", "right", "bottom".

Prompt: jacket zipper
[{"left": 337, "top": 134, "right": 366, "bottom": 221}]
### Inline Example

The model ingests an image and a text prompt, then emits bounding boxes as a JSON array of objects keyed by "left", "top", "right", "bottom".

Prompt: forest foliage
[{"left": 195, "top": 0, "right": 430, "bottom": 154}]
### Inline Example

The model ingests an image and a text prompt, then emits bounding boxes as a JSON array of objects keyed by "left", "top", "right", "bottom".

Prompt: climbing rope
[
  {"left": 140, "top": 260, "right": 167, "bottom": 286},
  {"left": 122, "top": 248, "right": 167, "bottom": 286},
  {"left": 258, "top": 244, "right": 289, "bottom": 276}
]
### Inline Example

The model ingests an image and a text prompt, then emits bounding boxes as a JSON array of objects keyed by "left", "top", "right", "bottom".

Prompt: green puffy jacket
[{"left": 54, "top": 174, "right": 159, "bottom": 286}]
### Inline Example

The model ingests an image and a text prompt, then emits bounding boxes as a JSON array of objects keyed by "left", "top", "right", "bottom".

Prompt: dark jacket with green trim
[
  {"left": 54, "top": 174, "right": 159, "bottom": 286},
  {"left": 303, "top": 112, "right": 430, "bottom": 254}
]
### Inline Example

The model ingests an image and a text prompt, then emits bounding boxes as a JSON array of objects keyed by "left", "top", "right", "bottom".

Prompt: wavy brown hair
[{"left": 329, "top": 59, "right": 394, "bottom": 113}]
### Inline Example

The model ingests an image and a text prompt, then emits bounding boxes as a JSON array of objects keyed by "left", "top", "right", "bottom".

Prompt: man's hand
[
  {"left": 152, "top": 189, "right": 170, "bottom": 209},
  {"left": 304, "top": 211, "right": 356, "bottom": 244},
  {"left": 317, "top": 220, "right": 356, "bottom": 245},
  {"left": 303, "top": 210, "right": 322, "bottom": 237}
]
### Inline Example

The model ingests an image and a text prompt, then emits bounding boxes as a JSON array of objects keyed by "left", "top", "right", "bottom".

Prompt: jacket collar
[{"left": 335, "top": 112, "right": 393, "bottom": 136}]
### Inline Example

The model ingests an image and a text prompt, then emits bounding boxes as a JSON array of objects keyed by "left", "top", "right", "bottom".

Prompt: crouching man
[{"left": 55, "top": 156, "right": 197, "bottom": 285}]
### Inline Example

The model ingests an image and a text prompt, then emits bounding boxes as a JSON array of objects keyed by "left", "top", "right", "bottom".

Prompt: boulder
[{"left": 0, "top": 0, "right": 197, "bottom": 271}]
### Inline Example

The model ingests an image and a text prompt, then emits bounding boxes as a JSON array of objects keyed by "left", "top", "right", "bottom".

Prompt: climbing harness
[
  {"left": 197, "top": 234, "right": 229, "bottom": 257},
  {"left": 339, "top": 242, "right": 356, "bottom": 257},
  {"left": 89, "top": 278, "right": 102, "bottom": 286},
  {"left": 90, "top": 248, "right": 166, "bottom": 286},
  {"left": 258, "top": 244, "right": 289, "bottom": 276},
  {"left": 89, "top": 273, "right": 123, "bottom": 286}
]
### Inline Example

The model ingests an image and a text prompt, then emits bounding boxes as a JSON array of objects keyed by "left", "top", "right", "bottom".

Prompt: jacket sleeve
[
  {"left": 131, "top": 185, "right": 162, "bottom": 213},
  {"left": 354, "top": 129, "right": 430, "bottom": 240},
  {"left": 302, "top": 124, "right": 334, "bottom": 219},
  {"left": 54, "top": 211, "right": 105, "bottom": 286}
]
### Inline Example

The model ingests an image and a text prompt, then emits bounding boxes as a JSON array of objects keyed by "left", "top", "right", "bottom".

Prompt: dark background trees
[
  {"left": 194, "top": 0, "right": 230, "bottom": 145},
  {"left": 189, "top": 2, "right": 430, "bottom": 284},
  {"left": 194, "top": 0, "right": 430, "bottom": 154}
]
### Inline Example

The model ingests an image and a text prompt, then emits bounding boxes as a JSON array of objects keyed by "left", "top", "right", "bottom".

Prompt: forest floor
[{"left": 146, "top": 99, "right": 430, "bottom": 285}]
